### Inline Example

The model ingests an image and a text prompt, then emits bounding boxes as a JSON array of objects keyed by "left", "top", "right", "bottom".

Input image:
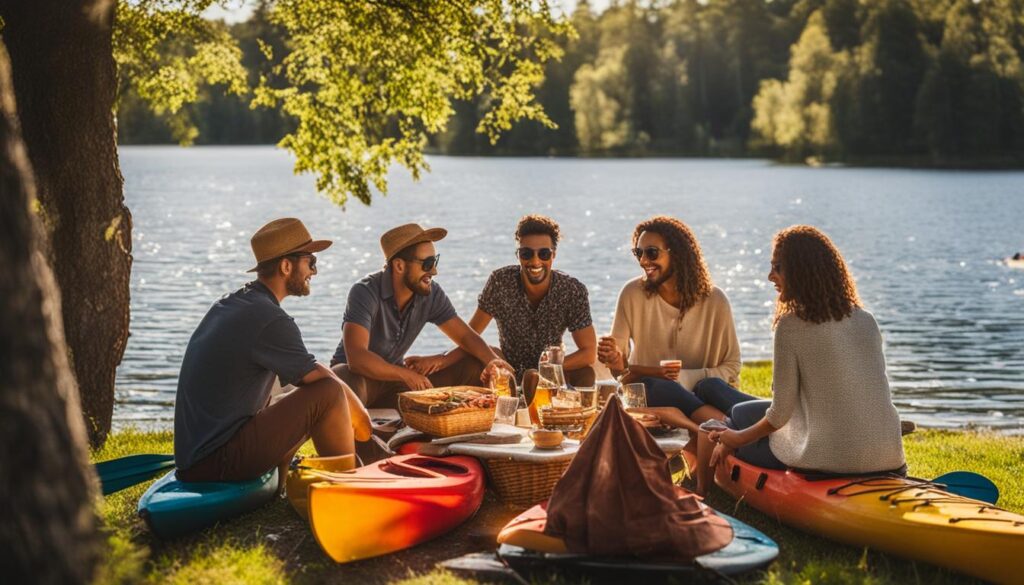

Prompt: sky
[{"left": 203, "top": 1, "right": 614, "bottom": 23}]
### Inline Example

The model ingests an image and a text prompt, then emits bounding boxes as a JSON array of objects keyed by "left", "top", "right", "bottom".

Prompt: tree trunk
[
  {"left": 1, "top": 0, "right": 132, "bottom": 447},
  {"left": 0, "top": 40, "right": 101, "bottom": 584}
]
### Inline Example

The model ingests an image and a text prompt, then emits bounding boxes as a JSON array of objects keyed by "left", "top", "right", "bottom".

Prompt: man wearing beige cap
[
  {"left": 174, "top": 218, "right": 371, "bottom": 483},
  {"left": 331, "top": 223, "right": 511, "bottom": 407}
]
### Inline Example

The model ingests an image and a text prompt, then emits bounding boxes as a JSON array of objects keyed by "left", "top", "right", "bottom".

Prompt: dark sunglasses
[
  {"left": 286, "top": 253, "right": 317, "bottom": 270},
  {"left": 408, "top": 254, "right": 440, "bottom": 272},
  {"left": 516, "top": 247, "right": 554, "bottom": 261},
  {"left": 632, "top": 246, "right": 670, "bottom": 262}
]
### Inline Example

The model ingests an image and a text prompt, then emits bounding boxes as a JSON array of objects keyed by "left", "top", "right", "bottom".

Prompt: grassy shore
[{"left": 92, "top": 362, "right": 1023, "bottom": 584}]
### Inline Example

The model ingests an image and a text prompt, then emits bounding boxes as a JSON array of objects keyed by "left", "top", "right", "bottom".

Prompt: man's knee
[
  {"left": 303, "top": 377, "right": 345, "bottom": 410},
  {"left": 566, "top": 366, "right": 595, "bottom": 388},
  {"left": 331, "top": 363, "right": 368, "bottom": 404}
]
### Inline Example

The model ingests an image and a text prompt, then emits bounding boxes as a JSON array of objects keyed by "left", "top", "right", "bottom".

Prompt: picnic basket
[
  {"left": 484, "top": 457, "right": 570, "bottom": 507},
  {"left": 398, "top": 387, "right": 496, "bottom": 438}
]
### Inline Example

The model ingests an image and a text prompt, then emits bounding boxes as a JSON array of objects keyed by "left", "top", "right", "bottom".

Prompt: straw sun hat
[
  {"left": 247, "top": 218, "right": 332, "bottom": 272},
  {"left": 380, "top": 223, "right": 447, "bottom": 262}
]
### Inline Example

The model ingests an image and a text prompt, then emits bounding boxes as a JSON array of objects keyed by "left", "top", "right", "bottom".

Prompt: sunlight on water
[{"left": 116, "top": 147, "right": 1024, "bottom": 433}]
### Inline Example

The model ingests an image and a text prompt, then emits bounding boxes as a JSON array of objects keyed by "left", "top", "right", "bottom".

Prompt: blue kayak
[
  {"left": 498, "top": 510, "right": 778, "bottom": 578},
  {"left": 138, "top": 468, "right": 278, "bottom": 539}
]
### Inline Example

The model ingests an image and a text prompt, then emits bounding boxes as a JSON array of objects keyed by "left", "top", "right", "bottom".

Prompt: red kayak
[{"left": 300, "top": 454, "right": 485, "bottom": 563}]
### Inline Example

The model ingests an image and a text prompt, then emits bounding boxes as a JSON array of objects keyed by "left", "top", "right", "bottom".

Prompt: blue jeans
[
  {"left": 641, "top": 377, "right": 748, "bottom": 418},
  {"left": 647, "top": 377, "right": 787, "bottom": 469},
  {"left": 727, "top": 400, "right": 786, "bottom": 470}
]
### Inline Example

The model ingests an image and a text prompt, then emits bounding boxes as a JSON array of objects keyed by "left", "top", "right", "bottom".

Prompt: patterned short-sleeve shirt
[{"left": 478, "top": 265, "right": 593, "bottom": 379}]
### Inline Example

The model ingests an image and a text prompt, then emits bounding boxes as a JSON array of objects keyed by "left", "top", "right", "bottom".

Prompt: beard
[
  {"left": 404, "top": 270, "right": 431, "bottom": 296},
  {"left": 523, "top": 265, "right": 549, "bottom": 286},
  {"left": 285, "top": 270, "right": 310, "bottom": 296},
  {"left": 642, "top": 265, "right": 674, "bottom": 294}
]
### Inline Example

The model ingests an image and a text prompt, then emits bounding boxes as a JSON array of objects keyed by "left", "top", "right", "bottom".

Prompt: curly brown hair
[
  {"left": 632, "top": 216, "right": 713, "bottom": 315},
  {"left": 772, "top": 225, "right": 861, "bottom": 326},
  {"left": 515, "top": 214, "right": 560, "bottom": 246}
]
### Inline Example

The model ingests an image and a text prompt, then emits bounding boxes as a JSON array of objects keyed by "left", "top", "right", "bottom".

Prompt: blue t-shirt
[
  {"left": 332, "top": 268, "right": 458, "bottom": 365},
  {"left": 174, "top": 281, "right": 316, "bottom": 470}
]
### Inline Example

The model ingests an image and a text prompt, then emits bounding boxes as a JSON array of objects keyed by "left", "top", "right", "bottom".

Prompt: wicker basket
[
  {"left": 398, "top": 387, "right": 496, "bottom": 437},
  {"left": 485, "top": 458, "right": 570, "bottom": 506}
]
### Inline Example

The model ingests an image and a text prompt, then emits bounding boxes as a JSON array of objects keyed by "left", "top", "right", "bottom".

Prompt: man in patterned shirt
[{"left": 426, "top": 215, "right": 597, "bottom": 387}]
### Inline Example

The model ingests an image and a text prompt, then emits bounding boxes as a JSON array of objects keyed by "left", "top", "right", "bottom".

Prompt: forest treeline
[{"left": 117, "top": 0, "right": 1024, "bottom": 165}]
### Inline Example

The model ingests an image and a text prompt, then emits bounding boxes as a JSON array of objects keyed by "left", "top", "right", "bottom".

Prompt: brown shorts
[{"left": 178, "top": 381, "right": 342, "bottom": 482}]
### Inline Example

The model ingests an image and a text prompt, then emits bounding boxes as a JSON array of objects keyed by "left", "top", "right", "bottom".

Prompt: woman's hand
[
  {"left": 709, "top": 442, "right": 734, "bottom": 467},
  {"left": 707, "top": 428, "right": 746, "bottom": 449}
]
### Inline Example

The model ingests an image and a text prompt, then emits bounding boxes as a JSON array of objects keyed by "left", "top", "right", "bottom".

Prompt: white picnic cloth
[{"left": 444, "top": 424, "right": 689, "bottom": 463}]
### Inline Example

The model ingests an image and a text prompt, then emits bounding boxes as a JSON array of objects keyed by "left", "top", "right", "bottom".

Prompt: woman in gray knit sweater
[{"left": 700, "top": 225, "right": 905, "bottom": 486}]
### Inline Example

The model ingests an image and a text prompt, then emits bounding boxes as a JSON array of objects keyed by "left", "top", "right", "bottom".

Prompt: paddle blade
[
  {"left": 934, "top": 471, "right": 999, "bottom": 505},
  {"left": 96, "top": 454, "right": 175, "bottom": 495}
]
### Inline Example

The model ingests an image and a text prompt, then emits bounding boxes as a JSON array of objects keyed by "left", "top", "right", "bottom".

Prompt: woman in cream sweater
[
  {"left": 699, "top": 225, "right": 904, "bottom": 491},
  {"left": 598, "top": 216, "right": 742, "bottom": 444}
]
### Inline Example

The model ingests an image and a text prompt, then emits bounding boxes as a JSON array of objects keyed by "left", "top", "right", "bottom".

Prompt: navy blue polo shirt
[
  {"left": 332, "top": 268, "right": 458, "bottom": 365},
  {"left": 174, "top": 281, "right": 316, "bottom": 470}
]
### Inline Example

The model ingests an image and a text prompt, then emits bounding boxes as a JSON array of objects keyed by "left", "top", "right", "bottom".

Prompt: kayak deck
[
  {"left": 716, "top": 455, "right": 1024, "bottom": 584},
  {"left": 303, "top": 454, "right": 485, "bottom": 563}
]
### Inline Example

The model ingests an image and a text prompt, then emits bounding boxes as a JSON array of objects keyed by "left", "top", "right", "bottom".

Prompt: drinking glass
[
  {"left": 596, "top": 381, "right": 620, "bottom": 409},
  {"left": 494, "top": 396, "right": 520, "bottom": 425},
  {"left": 577, "top": 387, "right": 598, "bottom": 410},
  {"left": 539, "top": 344, "right": 565, "bottom": 366},
  {"left": 620, "top": 382, "right": 647, "bottom": 409},
  {"left": 489, "top": 367, "right": 514, "bottom": 397},
  {"left": 551, "top": 387, "right": 581, "bottom": 409},
  {"left": 530, "top": 363, "right": 565, "bottom": 425}
]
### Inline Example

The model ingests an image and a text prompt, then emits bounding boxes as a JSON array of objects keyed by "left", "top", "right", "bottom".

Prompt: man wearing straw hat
[
  {"left": 174, "top": 218, "right": 372, "bottom": 483},
  {"left": 331, "top": 223, "right": 512, "bottom": 407}
]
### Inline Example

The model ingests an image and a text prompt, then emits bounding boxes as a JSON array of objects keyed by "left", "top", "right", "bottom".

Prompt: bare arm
[
  {"left": 299, "top": 362, "right": 372, "bottom": 441},
  {"left": 343, "top": 322, "right": 432, "bottom": 390},
  {"left": 708, "top": 417, "right": 778, "bottom": 467},
  {"left": 563, "top": 325, "right": 597, "bottom": 372},
  {"left": 430, "top": 308, "right": 492, "bottom": 370},
  {"left": 438, "top": 315, "right": 510, "bottom": 383}
]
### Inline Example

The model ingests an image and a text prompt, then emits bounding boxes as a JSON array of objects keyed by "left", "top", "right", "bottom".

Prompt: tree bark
[
  {"left": 1, "top": 0, "right": 132, "bottom": 446},
  {"left": 0, "top": 40, "right": 101, "bottom": 584}
]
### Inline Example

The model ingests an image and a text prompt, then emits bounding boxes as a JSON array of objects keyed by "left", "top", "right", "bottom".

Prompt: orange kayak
[
  {"left": 299, "top": 454, "right": 485, "bottom": 563},
  {"left": 716, "top": 455, "right": 1024, "bottom": 584}
]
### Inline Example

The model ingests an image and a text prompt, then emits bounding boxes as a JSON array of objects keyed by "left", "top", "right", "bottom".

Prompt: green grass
[{"left": 91, "top": 363, "right": 1022, "bottom": 584}]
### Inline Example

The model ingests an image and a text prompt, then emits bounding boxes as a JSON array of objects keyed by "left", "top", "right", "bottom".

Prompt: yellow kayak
[{"left": 716, "top": 455, "right": 1024, "bottom": 584}]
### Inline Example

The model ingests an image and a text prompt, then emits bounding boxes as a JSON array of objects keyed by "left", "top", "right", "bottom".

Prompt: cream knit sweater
[
  {"left": 766, "top": 308, "right": 905, "bottom": 473},
  {"left": 608, "top": 278, "right": 741, "bottom": 389}
]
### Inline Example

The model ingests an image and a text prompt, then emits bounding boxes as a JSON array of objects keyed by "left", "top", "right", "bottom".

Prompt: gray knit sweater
[{"left": 765, "top": 308, "right": 905, "bottom": 473}]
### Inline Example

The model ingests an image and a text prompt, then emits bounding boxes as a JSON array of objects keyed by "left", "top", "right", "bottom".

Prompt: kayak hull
[
  {"left": 715, "top": 455, "right": 1024, "bottom": 584},
  {"left": 137, "top": 468, "right": 278, "bottom": 539},
  {"left": 496, "top": 494, "right": 778, "bottom": 577},
  {"left": 306, "top": 454, "right": 485, "bottom": 563}
]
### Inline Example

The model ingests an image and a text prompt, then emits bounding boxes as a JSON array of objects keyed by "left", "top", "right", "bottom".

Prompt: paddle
[
  {"left": 95, "top": 454, "right": 175, "bottom": 496},
  {"left": 933, "top": 471, "right": 999, "bottom": 505}
]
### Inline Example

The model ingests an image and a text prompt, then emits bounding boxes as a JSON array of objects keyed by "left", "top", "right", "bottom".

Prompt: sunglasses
[
  {"left": 632, "top": 246, "right": 670, "bottom": 262},
  {"left": 408, "top": 254, "right": 440, "bottom": 272},
  {"left": 516, "top": 247, "right": 554, "bottom": 261},
  {"left": 286, "top": 253, "right": 317, "bottom": 270}
]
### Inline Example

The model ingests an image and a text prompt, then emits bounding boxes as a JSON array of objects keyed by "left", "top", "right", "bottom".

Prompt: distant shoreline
[{"left": 115, "top": 144, "right": 1024, "bottom": 171}]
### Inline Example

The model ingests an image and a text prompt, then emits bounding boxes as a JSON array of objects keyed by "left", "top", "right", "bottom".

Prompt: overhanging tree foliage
[{"left": 0, "top": 0, "right": 570, "bottom": 445}]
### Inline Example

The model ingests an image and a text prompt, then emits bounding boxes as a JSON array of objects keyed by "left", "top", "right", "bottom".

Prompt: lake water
[{"left": 115, "top": 146, "right": 1024, "bottom": 433}]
